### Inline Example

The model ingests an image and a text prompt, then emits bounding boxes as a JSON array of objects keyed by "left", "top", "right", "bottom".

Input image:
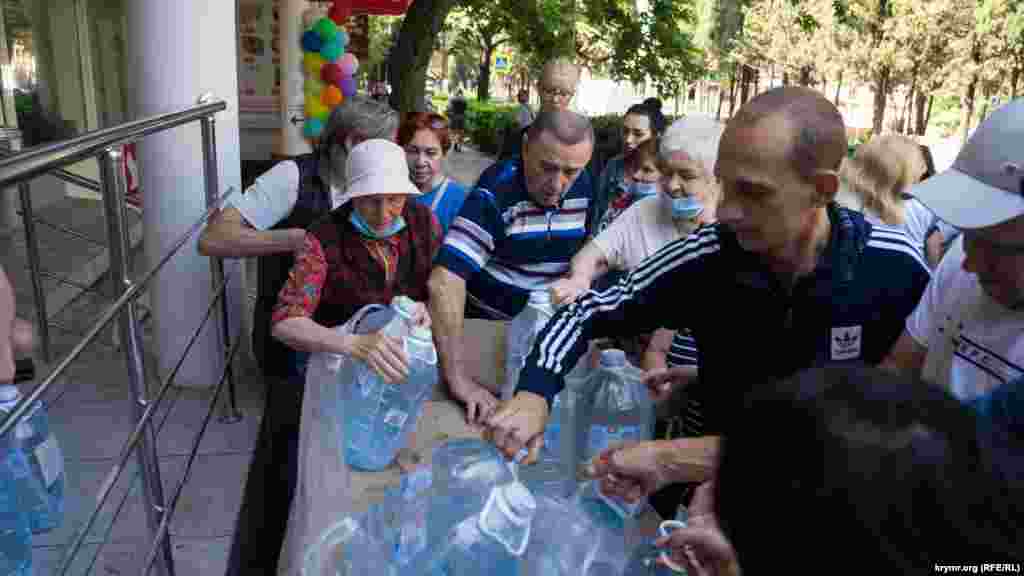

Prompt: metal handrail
[
  {"left": 0, "top": 99, "right": 226, "bottom": 187},
  {"left": 0, "top": 147, "right": 101, "bottom": 192},
  {"left": 0, "top": 185, "right": 237, "bottom": 438},
  {"left": 57, "top": 271, "right": 233, "bottom": 575}
]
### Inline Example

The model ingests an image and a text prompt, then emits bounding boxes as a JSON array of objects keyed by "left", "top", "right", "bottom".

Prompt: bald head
[
  {"left": 540, "top": 58, "right": 581, "bottom": 90},
  {"left": 526, "top": 109, "right": 594, "bottom": 147},
  {"left": 731, "top": 87, "right": 847, "bottom": 182}
]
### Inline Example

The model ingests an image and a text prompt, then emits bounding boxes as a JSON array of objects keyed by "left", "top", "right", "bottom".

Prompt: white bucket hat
[
  {"left": 339, "top": 139, "right": 420, "bottom": 204},
  {"left": 912, "top": 99, "right": 1024, "bottom": 229}
]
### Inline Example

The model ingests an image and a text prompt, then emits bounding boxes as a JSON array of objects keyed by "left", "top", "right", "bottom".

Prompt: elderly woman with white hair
[{"left": 550, "top": 116, "right": 723, "bottom": 304}]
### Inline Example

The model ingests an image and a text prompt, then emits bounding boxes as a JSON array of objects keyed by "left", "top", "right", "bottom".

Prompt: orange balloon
[{"left": 321, "top": 85, "right": 343, "bottom": 108}]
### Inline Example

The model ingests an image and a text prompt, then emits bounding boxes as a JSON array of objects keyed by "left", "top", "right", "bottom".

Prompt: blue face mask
[
  {"left": 670, "top": 196, "right": 704, "bottom": 221},
  {"left": 629, "top": 180, "right": 659, "bottom": 199},
  {"left": 349, "top": 210, "right": 407, "bottom": 240}
]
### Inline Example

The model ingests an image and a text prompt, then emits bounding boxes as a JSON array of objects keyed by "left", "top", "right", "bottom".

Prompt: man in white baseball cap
[{"left": 884, "top": 99, "right": 1024, "bottom": 402}]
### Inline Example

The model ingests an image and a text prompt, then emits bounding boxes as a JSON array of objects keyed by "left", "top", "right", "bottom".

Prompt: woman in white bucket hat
[{"left": 270, "top": 139, "right": 443, "bottom": 384}]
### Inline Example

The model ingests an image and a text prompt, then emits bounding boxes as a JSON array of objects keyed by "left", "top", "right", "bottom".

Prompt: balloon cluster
[{"left": 300, "top": 0, "right": 360, "bottom": 139}]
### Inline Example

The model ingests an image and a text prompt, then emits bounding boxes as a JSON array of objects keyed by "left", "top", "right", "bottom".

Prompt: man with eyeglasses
[
  {"left": 537, "top": 58, "right": 580, "bottom": 112},
  {"left": 883, "top": 99, "right": 1024, "bottom": 406}
]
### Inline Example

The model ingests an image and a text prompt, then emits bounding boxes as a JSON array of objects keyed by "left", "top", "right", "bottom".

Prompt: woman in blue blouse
[{"left": 398, "top": 112, "right": 471, "bottom": 234}]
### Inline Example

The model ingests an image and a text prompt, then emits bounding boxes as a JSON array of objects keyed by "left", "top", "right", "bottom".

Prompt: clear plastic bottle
[
  {"left": 0, "top": 384, "right": 64, "bottom": 533},
  {"left": 430, "top": 481, "right": 536, "bottom": 576},
  {"left": 382, "top": 295, "right": 419, "bottom": 341},
  {"left": 0, "top": 429, "right": 31, "bottom": 576},
  {"left": 344, "top": 325, "right": 439, "bottom": 471},
  {"left": 503, "top": 290, "right": 556, "bottom": 401},
  {"left": 576, "top": 349, "right": 653, "bottom": 522}
]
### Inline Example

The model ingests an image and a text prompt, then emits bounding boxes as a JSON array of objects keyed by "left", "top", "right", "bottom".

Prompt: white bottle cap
[
  {"left": 409, "top": 325, "right": 432, "bottom": 341},
  {"left": 599, "top": 349, "right": 627, "bottom": 368},
  {"left": 0, "top": 384, "right": 21, "bottom": 404},
  {"left": 392, "top": 295, "right": 418, "bottom": 319}
]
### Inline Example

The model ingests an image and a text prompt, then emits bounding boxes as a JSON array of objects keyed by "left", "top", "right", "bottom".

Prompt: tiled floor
[{"left": 3, "top": 147, "right": 497, "bottom": 575}]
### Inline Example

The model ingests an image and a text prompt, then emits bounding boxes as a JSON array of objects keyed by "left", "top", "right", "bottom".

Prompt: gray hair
[
  {"left": 321, "top": 95, "right": 399, "bottom": 185},
  {"left": 526, "top": 109, "right": 594, "bottom": 146},
  {"left": 659, "top": 116, "right": 724, "bottom": 177}
]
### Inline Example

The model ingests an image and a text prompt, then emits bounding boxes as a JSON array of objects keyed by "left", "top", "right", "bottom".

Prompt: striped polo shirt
[
  {"left": 519, "top": 204, "right": 932, "bottom": 435},
  {"left": 435, "top": 158, "right": 592, "bottom": 320}
]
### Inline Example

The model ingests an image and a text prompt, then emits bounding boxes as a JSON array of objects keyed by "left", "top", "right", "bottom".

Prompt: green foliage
[
  {"left": 607, "top": 0, "right": 705, "bottom": 96},
  {"left": 463, "top": 98, "right": 519, "bottom": 154}
]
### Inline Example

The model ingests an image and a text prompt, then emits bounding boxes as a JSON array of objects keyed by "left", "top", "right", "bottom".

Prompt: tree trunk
[
  {"left": 716, "top": 81, "right": 724, "bottom": 120},
  {"left": 871, "top": 66, "right": 889, "bottom": 134},
  {"left": 925, "top": 94, "right": 934, "bottom": 129},
  {"left": 821, "top": 75, "right": 827, "bottom": 100},
  {"left": 834, "top": 71, "right": 843, "bottom": 106},
  {"left": 477, "top": 43, "right": 496, "bottom": 102},
  {"left": 914, "top": 91, "right": 928, "bottom": 135},
  {"left": 1012, "top": 66, "right": 1021, "bottom": 99},
  {"left": 782, "top": 71, "right": 789, "bottom": 86},
  {"left": 960, "top": 74, "right": 978, "bottom": 146},
  {"left": 798, "top": 66, "right": 812, "bottom": 87},
  {"left": 727, "top": 63, "right": 738, "bottom": 117},
  {"left": 899, "top": 86, "right": 913, "bottom": 134},
  {"left": 739, "top": 64, "right": 753, "bottom": 105},
  {"left": 388, "top": 0, "right": 457, "bottom": 112}
]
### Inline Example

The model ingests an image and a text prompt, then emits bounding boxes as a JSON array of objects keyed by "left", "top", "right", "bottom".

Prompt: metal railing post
[
  {"left": 98, "top": 146, "right": 175, "bottom": 576},
  {"left": 199, "top": 102, "right": 242, "bottom": 424},
  {"left": 10, "top": 131, "right": 51, "bottom": 363}
]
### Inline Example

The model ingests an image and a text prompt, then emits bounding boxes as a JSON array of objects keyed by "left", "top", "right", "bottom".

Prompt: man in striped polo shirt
[
  {"left": 428, "top": 110, "right": 594, "bottom": 423},
  {"left": 486, "top": 88, "right": 932, "bottom": 497}
]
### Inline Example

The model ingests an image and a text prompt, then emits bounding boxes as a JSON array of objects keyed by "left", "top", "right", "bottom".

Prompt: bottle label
[
  {"left": 383, "top": 409, "right": 409, "bottom": 437},
  {"left": 35, "top": 434, "right": 64, "bottom": 488},
  {"left": 587, "top": 424, "right": 642, "bottom": 459}
]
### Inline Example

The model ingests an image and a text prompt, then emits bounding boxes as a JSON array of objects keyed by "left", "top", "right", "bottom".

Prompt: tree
[
  {"left": 388, "top": 0, "right": 459, "bottom": 112},
  {"left": 445, "top": 0, "right": 515, "bottom": 101}
]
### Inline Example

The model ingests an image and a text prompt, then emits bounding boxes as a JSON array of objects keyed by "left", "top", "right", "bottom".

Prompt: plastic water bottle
[
  {"left": 503, "top": 290, "right": 556, "bottom": 400},
  {"left": 430, "top": 481, "right": 536, "bottom": 576},
  {"left": 344, "top": 325, "right": 439, "bottom": 471},
  {"left": 0, "top": 384, "right": 65, "bottom": 534},
  {"left": 0, "top": 431, "right": 31, "bottom": 576},
  {"left": 382, "top": 295, "right": 419, "bottom": 340},
  {"left": 576, "top": 349, "right": 653, "bottom": 522},
  {"left": 427, "top": 439, "right": 517, "bottom": 540},
  {"left": 302, "top": 515, "right": 395, "bottom": 576}
]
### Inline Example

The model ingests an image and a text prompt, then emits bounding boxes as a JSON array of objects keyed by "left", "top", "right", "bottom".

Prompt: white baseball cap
[
  {"left": 913, "top": 99, "right": 1024, "bottom": 229},
  {"left": 339, "top": 139, "right": 419, "bottom": 204}
]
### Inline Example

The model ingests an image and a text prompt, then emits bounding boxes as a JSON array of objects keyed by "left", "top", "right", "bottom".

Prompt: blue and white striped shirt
[{"left": 435, "top": 158, "right": 593, "bottom": 319}]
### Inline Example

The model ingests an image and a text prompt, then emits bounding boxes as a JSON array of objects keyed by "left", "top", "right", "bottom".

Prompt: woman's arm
[{"left": 549, "top": 241, "right": 610, "bottom": 306}]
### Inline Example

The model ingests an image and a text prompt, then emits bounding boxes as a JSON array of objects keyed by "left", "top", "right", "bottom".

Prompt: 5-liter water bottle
[
  {"left": 576, "top": 349, "right": 653, "bottom": 521},
  {"left": 519, "top": 348, "right": 593, "bottom": 498},
  {"left": 302, "top": 515, "right": 395, "bottom": 576},
  {"left": 427, "top": 439, "right": 517, "bottom": 540},
  {"left": 344, "top": 324, "right": 439, "bottom": 471},
  {"left": 430, "top": 481, "right": 537, "bottom": 576},
  {"left": 504, "top": 290, "right": 556, "bottom": 400},
  {"left": 383, "top": 295, "right": 419, "bottom": 340},
  {"left": 0, "top": 430, "right": 31, "bottom": 576},
  {"left": 0, "top": 384, "right": 64, "bottom": 534}
]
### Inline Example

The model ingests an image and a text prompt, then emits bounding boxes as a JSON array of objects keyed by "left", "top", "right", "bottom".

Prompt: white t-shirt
[
  {"left": 231, "top": 160, "right": 342, "bottom": 231},
  {"left": 906, "top": 237, "right": 1024, "bottom": 400},
  {"left": 591, "top": 195, "right": 697, "bottom": 270}
]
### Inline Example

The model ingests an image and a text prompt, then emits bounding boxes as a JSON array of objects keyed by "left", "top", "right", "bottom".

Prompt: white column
[
  {"left": 275, "top": 0, "right": 325, "bottom": 158},
  {"left": 125, "top": 0, "right": 245, "bottom": 388}
]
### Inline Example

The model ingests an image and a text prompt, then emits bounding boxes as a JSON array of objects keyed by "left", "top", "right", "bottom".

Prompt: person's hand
[
  {"left": 688, "top": 480, "right": 716, "bottom": 521},
  {"left": 485, "top": 391, "right": 548, "bottom": 464},
  {"left": 655, "top": 519, "right": 740, "bottom": 576},
  {"left": 410, "top": 302, "right": 432, "bottom": 329},
  {"left": 548, "top": 276, "right": 589, "bottom": 307},
  {"left": 643, "top": 366, "right": 697, "bottom": 403},
  {"left": 345, "top": 332, "right": 409, "bottom": 384},
  {"left": 447, "top": 372, "right": 499, "bottom": 426},
  {"left": 580, "top": 440, "right": 677, "bottom": 502}
]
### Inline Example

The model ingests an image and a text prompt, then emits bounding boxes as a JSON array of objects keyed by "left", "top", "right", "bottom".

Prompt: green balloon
[
  {"left": 314, "top": 17, "right": 338, "bottom": 41},
  {"left": 320, "top": 40, "right": 342, "bottom": 62}
]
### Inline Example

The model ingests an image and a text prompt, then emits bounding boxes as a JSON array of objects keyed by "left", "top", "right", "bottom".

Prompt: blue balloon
[
  {"left": 301, "top": 30, "right": 323, "bottom": 53},
  {"left": 336, "top": 30, "right": 349, "bottom": 49},
  {"left": 320, "top": 39, "right": 342, "bottom": 62},
  {"left": 303, "top": 117, "right": 324, "bottom": 138}
]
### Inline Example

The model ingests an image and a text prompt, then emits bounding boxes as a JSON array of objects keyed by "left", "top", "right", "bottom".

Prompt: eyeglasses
[{"left": 541, "top": 87, "right": 574, "bottom": 99}]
